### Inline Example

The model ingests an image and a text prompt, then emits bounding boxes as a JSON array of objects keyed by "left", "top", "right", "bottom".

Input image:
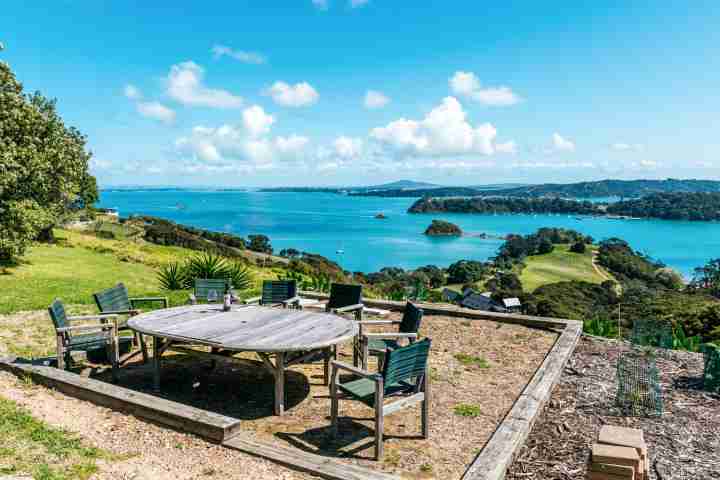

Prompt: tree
[
  {"left": 570, "top": 241, "right": 587, "bottom": 254},
  {"left": 246, "top": 234, "right": 273, "bottom": 254},
  {"left": 279, "top": 248, "right": 300, "bottom": 259},
  {"left": 1, "top": 61, "right": 98, "bottom": 263},
  {"left": 446, "top": 260, "right": 489, "bottom": 284},
  {"left": 537, "top": 238, "right": 555, "bottom": 255},
  {"left": 692, "top": 259, "right": 720, "bottom": 298}
]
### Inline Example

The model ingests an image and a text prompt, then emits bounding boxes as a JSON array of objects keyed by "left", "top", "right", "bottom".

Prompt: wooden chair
[
  {"left": 48, "top": 299, "right": 120, "bottom": 382},
  {"left": 330, "top": 338, "right": 431, "bottom": 460},
  {"left": 93, "top": 283, "right": 167, "bottom": 364},
  {"left": 359, "top": 302, "right": 424, "bottom": 370},
  {"left": 244, "top": 280, "right": 301, "bottom": 308},
  {"left": 190, "top": 278, "right": 232, "bottom": 304}
]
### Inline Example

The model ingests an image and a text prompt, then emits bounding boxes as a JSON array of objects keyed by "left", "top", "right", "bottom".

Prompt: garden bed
[{"left": 506, "top": 336, "right": 720, "bottom": 479}]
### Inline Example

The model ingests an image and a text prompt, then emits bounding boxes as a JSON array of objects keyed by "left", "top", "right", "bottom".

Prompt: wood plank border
[
  {"left": 302, "top": 292, "right": 583, "bottom": 480},
  {"left": 0, "top": 360, "right": 242, "bottom": 443}
]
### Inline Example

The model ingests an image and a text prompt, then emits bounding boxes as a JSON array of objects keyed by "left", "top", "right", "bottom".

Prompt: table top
[{"left": 127, "top": 305, "right": 358, "bottom": 353}]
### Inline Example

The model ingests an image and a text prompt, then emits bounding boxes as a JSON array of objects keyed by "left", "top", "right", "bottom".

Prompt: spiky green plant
[
  {"left": 225, "top": 261, "right": 252, "bottom": 291},
  {"left": 157, "top": 262, "right": 188, "bottom": 291},
  {"left": 672, "top": 324, "right": 701, "bottom": 352},
  {"left": 182, "top": 252, "right": 230, "bottom": 289}
]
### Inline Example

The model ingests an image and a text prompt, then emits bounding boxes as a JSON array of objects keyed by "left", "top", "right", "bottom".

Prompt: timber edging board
[
  {"left": 302, "top": 292, "right": 583, "bottom": 480},
  {"left": 0, "top": 360, "right": 242, "bottom": 443}
]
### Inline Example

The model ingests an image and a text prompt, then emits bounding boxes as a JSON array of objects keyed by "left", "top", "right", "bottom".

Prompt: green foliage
[
  {"left": 583, "top": 315, "right": 618, "bottom": 338},
  {"left": 570, "top": 241, "right": 587, "bottom": 254},
  {"left": 134, "top": 216, "right": 246, "bottom": 257},
  {"left": 246, "top": 234, "right": 273, "bottom": 254},
  {"left": 0, "top": 62, "right": 98, "bottom": 263},
  {"left": 424, "top": 219, "right": 462, "bottom": 236},
  {"left": 672, "top": 324, "right": 701, "bottom": 352},
  {"left": 530, "top": 281, "right": 617, "bottom": 321},
  {"left": 606, "top": 192, "right": 720, "bottom": 221},
  {"left": 157, "top": 262, "right": 187, "bottom": 291},
  {"left": 692, "top": 258, "right": 720, "bottom": 298},
  {"left": 597, "top": 238, "right": 668, "bottom": 288},
  {"left": 446, "top": 260, "right": 489, "bottom": 284},
  {"left": 453, "top": 404, "right": 482, "bottom": 417}
]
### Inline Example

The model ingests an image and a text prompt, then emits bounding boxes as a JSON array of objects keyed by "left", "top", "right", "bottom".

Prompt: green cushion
[
  {"left": 69, "top": 333, "right": 111, "bottom": 348},
  {"left": 338, "top": 378, "right": 413, "bottom": 406}
]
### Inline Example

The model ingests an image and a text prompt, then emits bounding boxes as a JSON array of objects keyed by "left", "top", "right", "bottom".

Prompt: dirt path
[{"left": 0, "top": 371, "right": 310, "bottom": 480}]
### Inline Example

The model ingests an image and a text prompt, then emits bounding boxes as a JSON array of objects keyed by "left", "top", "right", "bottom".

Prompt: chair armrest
[
  {"left": 97, "top": 309, "right": 140, "bottom": 316},
  {"left": 330, "top": 360, "right": 381, "bottom": 380},
  {"left": 332, "top": 303, "right": 364, "bottom": 313},
  {"left": 67, "top": 314, "right": 120, "bottom": 321},
  {"left": 56, "top": 324, "right": 115, "bottom": 333},
  {"left": 357, "top": 320, "right": 400, "bottom": 325},
  {"left": 363, "top": 332, "right": 418, "bottom": 340},
  {"left": 130, "top": 297, "right": 168, "bottom": 308},
  {"left": 244, "top": 296, "right": 261, "bottom": 304},
  {"left": 282, "top": 296, "right": 302, "bottom": 306}
]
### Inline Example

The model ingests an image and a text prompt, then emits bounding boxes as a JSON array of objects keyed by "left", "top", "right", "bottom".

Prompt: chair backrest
[
  {"left": 93, "top": 283, "right": 132, "bottom": 313},
  {"left": 399, "top": 302, "right": 423, "bottom": 334},
  {"left": 327, "top": 283, "right": 362, "bottom": 310},
  {"left": 194, "top": 278, "right": 231, "bottom": 301},
  {"left": 48, "top": 299, "right": 70, "bottom": 339},
  {"left": 381, "top": 338, "right": 431, "bottom": 392},
  {"left": 261, "top": 280, "right": 297, "bottom": 305}
]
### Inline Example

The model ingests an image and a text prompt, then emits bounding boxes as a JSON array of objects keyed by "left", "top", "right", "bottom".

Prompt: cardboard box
[
  {"left": 590, "top": 462, "right": 635, "bottom": 478},
  {"left": 592, "top": 444, "right": 641, "bottom": 469}
]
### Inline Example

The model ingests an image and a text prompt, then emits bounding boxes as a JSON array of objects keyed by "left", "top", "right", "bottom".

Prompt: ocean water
[{"left": 98, "top": 190, "right": 720, "bottom": 277}]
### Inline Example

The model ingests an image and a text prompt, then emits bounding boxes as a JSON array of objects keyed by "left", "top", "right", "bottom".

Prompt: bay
[{"left": 98, "top": 190, "right": 720, "bottom": 277}]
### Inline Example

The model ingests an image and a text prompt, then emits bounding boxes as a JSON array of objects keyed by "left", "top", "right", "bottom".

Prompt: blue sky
[{"left": 3, "top": 1, "right": 720, "bottom": 187}]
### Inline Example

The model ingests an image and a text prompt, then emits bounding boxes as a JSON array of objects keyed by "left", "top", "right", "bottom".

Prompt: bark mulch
[{"left": 506, "top": 336, "right": 720, "bottom": 480}]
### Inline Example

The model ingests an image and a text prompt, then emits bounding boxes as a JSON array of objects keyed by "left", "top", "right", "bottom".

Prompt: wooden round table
[{"left": 128, "top": 304, "right": 358, "bottom": 415}]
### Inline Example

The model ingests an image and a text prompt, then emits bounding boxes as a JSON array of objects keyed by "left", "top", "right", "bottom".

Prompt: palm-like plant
[
  {"left": 157, "top": 262, "right": 188, "bottom": 291},
  {"left": 182, "top": 252, "right": 230, "bottom": 289},
  {"left": 226, "top": 261, "right": 252, "bottom": 291}
]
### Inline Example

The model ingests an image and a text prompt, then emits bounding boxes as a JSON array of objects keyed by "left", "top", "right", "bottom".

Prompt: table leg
[
  {"left": 153, "top": 337, "right": 162, "bottom": 393},
  {"left": 275, "top": 352, "right": 285, "bottom": 416}
]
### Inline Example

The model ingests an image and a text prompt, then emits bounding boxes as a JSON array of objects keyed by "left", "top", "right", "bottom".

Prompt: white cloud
[
  {"left": 552, "top": 133, "right": 576, "bottom": 152},
  {"left": 334, "top": 136, "right": 363, "bottom": 158},
  {"left": 637, "top": 159, "right": 658, "bottom": 169},
  {"left": 211, "top": 45, "right": 266, "bottom": 65},
  {"left": 496, "top": 140, "right": 517, "bottom": 154},
  {"left": 364, "top": 90, "right": 390, "bottom": 109},
  {"left": 275, "top": 135, "right": 310, "bottom": 154},
  {"left": 449, "top": 71, "right": 521, "bottom": 106},
  {"left": 124, "top": 84, "right": 142, "bottom": 100},
  {"left": 265, "top": 81, "right": 319, "bottom": 107},
  {"left": 350, "top": 0, "right": 369, "bottom": 7},
  {"left": 370, "top": 96, "right": 498, "bottom": 157},
  {"left": 611, "top": 142, "right": 644, "bottom": 152},
  {"left": 167, "top": 61, "right": 243, "bottom": 109},
  {"left": 137, "top": 101, "right": 176, "bottom": 124},
  {"left": 312, "top": 0, "right": 329, "bottom": 10},
  {"left": 242, "top": 105, "right": 275, "bottom": 137}
]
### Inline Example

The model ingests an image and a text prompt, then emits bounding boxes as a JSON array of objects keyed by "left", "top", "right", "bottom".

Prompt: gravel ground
[
  {"left": 97, "top": 314, "right": 556, "bottom": 478},
  {"left": 0, "top": 371, "right": 311, "bottom": 480},
  {"left": 506, "top": 336, "right": 720, "bottom": 480}
]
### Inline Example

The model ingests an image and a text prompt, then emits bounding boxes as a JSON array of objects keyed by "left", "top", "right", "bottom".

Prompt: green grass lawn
[
  {"left": 520, "top": 245, "right": 611, "bottom": 292},
  {"left": 0, "top": 229, "right": 277, "bottom": 315}
]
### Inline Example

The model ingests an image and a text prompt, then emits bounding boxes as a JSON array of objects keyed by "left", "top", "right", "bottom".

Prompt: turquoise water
[{"left": 98, "top": 190, "right": 720, "bottom": 277}]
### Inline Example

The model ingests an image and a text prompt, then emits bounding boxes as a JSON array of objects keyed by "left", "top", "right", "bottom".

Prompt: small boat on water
[
  {"left": 336, "top": 249, "right": 345, "bottom": 254},
  {"left": 374, "top": 213, "right": 388, "bottom": 219}
]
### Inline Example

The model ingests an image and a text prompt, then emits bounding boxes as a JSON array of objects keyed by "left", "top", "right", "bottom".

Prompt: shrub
[
  {"left": 157, "top": 262, "right": 188, "bottom": 291},
  {"left": 453, "top": 404, "right": 482, "bottom": 417},
  {"left": 570, "top": 241, "right": 587, "bottom": 254}
]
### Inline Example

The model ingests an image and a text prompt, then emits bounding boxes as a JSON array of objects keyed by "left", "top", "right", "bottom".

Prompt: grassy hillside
[
  {"left": 0, "top": 229, "right": 279, "bottom": 314},
  {"left": 520, "top": 245, "right": 611, "bottom": 292}
]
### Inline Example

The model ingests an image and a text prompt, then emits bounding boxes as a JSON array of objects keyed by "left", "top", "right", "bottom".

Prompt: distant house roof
[
  {"left": 502, "top": 297, "right": 522, "bottom": 308},
  {"left": 461, "top": 293, "right": 500, "bottom": 311},
  {"left": 442, "top": 288, "right": 461, "bottom": 303}
]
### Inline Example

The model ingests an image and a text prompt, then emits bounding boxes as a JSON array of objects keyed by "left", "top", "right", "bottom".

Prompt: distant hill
[
  {"left": 352, "top": 179, "right": 720, "bottom": 198},
  {"left": 260, "top": 179, "right": 440, "bottom": 194}
]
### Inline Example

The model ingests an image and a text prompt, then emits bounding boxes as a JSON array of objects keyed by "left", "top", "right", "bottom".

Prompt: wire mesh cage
[
  {"left": 616, "top": 350, "right": 664, "bottom": 417},
  {"left": 703, "top": 343, "right": 720, "bottom": 393},
  {"left": 631, "top": 319, "right": 673, "bottom": 349}
]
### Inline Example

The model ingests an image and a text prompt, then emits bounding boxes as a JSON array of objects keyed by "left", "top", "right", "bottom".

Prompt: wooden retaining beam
[{"left": 0, "top": 359, "right": 242, "bottom": 443}]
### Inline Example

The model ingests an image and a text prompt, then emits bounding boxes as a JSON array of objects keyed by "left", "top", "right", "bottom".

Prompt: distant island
[
  {"left": 409, "top": 192, "right": 720, "bottom": 222},
  {"left": 424, "top": 219, "right": 463, "bottom": 236},
  {"left": 352, "top": 179, "right": 720, "bottom": 199}
]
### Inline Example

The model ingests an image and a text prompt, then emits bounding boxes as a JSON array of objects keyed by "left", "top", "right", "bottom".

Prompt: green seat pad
[
  {"left": 338, "top": 378, "right": 413, "bottom": 407},
  {"left": 367, "top": 338, "right": 399, "bottom": 353},
  {"left": 69, "top": 332, "right": 111, "bottom": 348}
]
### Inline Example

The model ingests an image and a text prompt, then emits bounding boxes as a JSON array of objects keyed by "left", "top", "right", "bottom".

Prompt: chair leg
[
  {"left": 374, "top": 378, "right": 384, "bottom": 461},
  {"left": 108, "top": 336, "right": 119, "bottom": 383},
  {"left": 56, "top": 335, "right": 66, "bottom": 370},
  {"left": 323, "top": 347, "right": 330, "bottom": 386},
  {"left": 422, "top": 371, "right": 430, "bottom": 439},
  {"left": 153, "top": 337, "right": 162, "bottom": 393}
]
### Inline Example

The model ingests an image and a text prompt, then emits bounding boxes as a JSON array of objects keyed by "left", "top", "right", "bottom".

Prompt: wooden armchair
[
  {"left": 244, "top": 280, "right": 301, "bottom": 308},
  {"left": 48, "top": 299, "right": 120, "bottom": 382},
  {"left": 93, "top": 283, "right": 166, "bottom": 363},
  {"left": 190, "top": 278, "right": 232, "bottom": 304},
  {"left": 330, "top": 338, "right": 431, "bottom": 460},
  {"left": 359, "top": 302, "right": 424, "bottom": 370}
]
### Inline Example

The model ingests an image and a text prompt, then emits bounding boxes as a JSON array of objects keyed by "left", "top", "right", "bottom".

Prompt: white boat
[{"left": 336, "top": 249, "right": 345, "bottom": 254}]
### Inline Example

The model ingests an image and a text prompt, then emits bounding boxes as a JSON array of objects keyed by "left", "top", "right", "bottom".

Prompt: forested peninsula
[{"left": 408, "top": 192, "right": 720, "bottom": 221}]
